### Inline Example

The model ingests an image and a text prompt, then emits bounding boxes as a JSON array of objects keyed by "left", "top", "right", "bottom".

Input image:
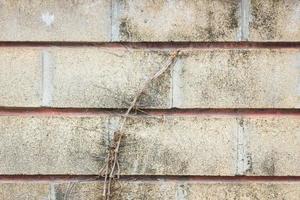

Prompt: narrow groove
[
  {"left": 0, "top": 175, "right": 300, "bottom": 183},
  {"left": 0, "top": 41, "right": 299, "bottom": 49},
  {"left": 41, "top": 50, "right": 53, "bottom": 107},
  {"left": 0, "top": 107, "right": 299, "bottom": 117},
  {"left": 240, "top": 0, "right": 250, "bottom": 41}
]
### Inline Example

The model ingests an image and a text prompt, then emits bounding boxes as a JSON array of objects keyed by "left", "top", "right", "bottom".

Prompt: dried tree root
[{"left": 100, "top": 50, "right": 180, "bottom": 200}]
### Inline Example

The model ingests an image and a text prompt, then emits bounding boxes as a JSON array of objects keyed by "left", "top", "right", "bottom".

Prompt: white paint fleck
[
  {"left": 175, "top": 184, "right": 187, "bottom": 200},
  {"left": 42, "top": 12, "right": 54, "bottom": 26}
]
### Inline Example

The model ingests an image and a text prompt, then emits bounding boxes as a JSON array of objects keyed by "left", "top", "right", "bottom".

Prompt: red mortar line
[
  {"left": 0, "top": 41, "right": 299, "bottom": 49},
  {"left": 0, "top": 107, "right": 299, "bottom": 118},
  {"left": 0, "top": 175, "right": 300, "bottom": 184}
]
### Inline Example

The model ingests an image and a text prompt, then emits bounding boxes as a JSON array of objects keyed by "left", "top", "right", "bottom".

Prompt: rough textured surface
[
  {"left": 123, "top": 182, "right": 300, "bottom": 200},
  {"left": 0, "top": 116, "right": 107, "bottom": 174},
  {"left": 1, "top": 115, "right": 299, "bottom": 176},
  {"left": 0, "top": 48, "right": 41, "bottom": 107},
  {"left": 0, "top": 115, "right": 236, "bottom": 175},
  {"left": 177, "top": 49, "right": 300, "bottom": 108},
  {"left": 0, "top": 0, "right": 299, "bottom": 198},
  {"left": 0, "top": 0, "right": 111, "bottom": 41},
  {"left": 244, "top": 116, "right": 300, "bottom": 176},
  {"left": 0, "top": 183, "right": 49, "bottom": 200},
  {"left": 54, "top": 182, "right": 102, "bottom": 200},
  {"left": 249, "top": 0, "right": 300, "bottom": 41},
  {"left": 51, "top": 48, "right": 172, "bottom": 108},
  {"left": 0, "top": 0, "right": 299, "bottom": 42},
  {"left": 113, "top": 0, "right": 240, "bottom": 41},
  {"left": 112, "top": 181, "right": 300, "bottom": 200},
  {"left": 1, "top": 181, "right": 300, "bottom": 200},
  {"left": 120, "top": 116, "right": 236, "bottom": 175},
  {"left": 1, "top": 47, "right": 298, "bottom": 108}
]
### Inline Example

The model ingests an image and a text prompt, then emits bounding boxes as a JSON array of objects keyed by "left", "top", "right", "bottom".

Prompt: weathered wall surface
[{"left": 0, "top": 0, "right": 299, "bottom": 199}]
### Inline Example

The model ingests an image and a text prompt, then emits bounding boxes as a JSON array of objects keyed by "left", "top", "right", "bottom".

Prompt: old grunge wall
[{"left": 0, "top": 0, "right": 300, "bottom": 199}]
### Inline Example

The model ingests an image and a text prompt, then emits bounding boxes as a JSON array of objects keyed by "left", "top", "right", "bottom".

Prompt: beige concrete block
[
  {"left": 249, "top": 0, "right": 300, "bottom": 41},
  {"left": 119, "top": 115, "right": 236, "bottom": 175},
  {"left": 1, "top": 115, "right": 299, "bottom": 176},
  {"left": 113, "top": 0, "right": 240, "bottom": 41},
  {"left": 0, "top": 180, "right": 300, "bottom": 200},
  {"left": 51, "top": 48, "right": 172, "bottom": 108},
  {"left": 0, "top": 116, "right": 107, "bottom": 174},
  {"left": 176, "top": 49, "right": 300, "bottom": 108},
  {"left": 243, "top": 116, "right": 300, "bottom": 176},
  {"left": 54, "top": 181, "right": 300, "bottom": 199},
  {"left": 0, "top": 183, "right": 49, "bottom": 200},
  {"left": 121, "top": 182, "right": 300, "bottom": 200},
  {"left": 0, "top": 0, "right": 111, "bottom": 41},
  {"left": 0, "top": 48, "right": 42, "bottom": 107},
  {"left": 0, "top": 115, "right": 237, "bottom": 175},
  {"left": 54, "top": 182, "right": 102, "bottom": 200},
  {"left": 1, "top": 181, "right": 299, "bottom": 200},
  {"left": 2, "top": 47, "right": 298, "bottom": 109}
]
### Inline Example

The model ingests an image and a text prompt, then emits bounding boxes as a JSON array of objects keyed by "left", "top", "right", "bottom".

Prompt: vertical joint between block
[
  {"left": 240, "top": 0, "right": 250, "bottom": 41},
  {"left": 41, "top": 50, "right": 53, "bottom": 107}
]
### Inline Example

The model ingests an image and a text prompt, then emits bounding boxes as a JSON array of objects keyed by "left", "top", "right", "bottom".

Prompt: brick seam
[
  {"left": 171, "top": 58, "right": 184, "bottom": 108},
  {"left": 1, "top": 175, "right": 300, "bottom": 183},
  {"left": 49, "top": 183, "right": 56, "bottom": 200},
  {"left": 41, "top": 50, "right": 53, "bottom": 107},
  {"left": 111, "top": 0, "right": 120, "bottom": 41},
  {"left": 0, "top": 42, "right": 299, "bottom": 48},
  {"left": 0, "top": 108, "right": 300, "bottom": 117},
  {"left": 240, "top": 0, "right": 250, "bottom": 41},
  {"left": 236, "top": 117, "right": 251, "bottom": 175}
]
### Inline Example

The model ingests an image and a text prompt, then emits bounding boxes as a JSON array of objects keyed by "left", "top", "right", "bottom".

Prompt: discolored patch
[
  {"left": 261, "top": 152, "right": 277, "bottom": 176},
  {"left": 249, "top": 0, "right": 300, "bottom": 41},
  {"left": 115, "top": 0, "right": 240, "bottom": 41}
]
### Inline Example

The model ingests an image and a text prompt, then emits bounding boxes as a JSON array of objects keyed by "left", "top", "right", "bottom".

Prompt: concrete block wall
[{"left": 0, "top": 0, "right": 299, "bottom": 199}]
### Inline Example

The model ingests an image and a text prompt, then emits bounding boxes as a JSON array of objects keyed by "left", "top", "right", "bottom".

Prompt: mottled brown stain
[
  {"left": 261, "top": 152, "right": 277, "bottom": 176},
  {"left": 119, "top": 18, "right": 134, "bottom": 40},
  {"left": 199, "top": 50, "right": 260, "bottom": 105},
  {"left": 138, "top": 67, "right": 172, "bottom": 108},
  {"left": 250, "top": 0, "right": 283, "bottom": 40},
  {"left": 54, "top": 186, "right": 65, "bottom": 200},
  {"left": 229, "top": 184, "right": 281, "bottom": 199},
  {"left": 118, "top": 0, "right": 239, "bottom": 41},
  {"left": 227, "top": 1, "right": 239, "bottom": 30}
]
